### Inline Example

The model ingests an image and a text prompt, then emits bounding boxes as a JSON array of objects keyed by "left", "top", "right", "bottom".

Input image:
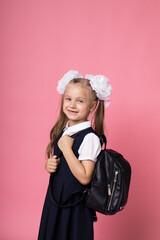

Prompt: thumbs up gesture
[{"left": 45, "top": 153, "right": 60, "bottom": 173}]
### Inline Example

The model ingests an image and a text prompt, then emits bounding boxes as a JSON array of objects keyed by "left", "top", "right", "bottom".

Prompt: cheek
[
  {"left": 80, "top": 105, "right": 90, "bottom": 113},
  {"left": 63, "top": 102, "right": 67, "bottom": 111},
  {"left": 63, "top": 101, "right": 68, "bottom": 107}
]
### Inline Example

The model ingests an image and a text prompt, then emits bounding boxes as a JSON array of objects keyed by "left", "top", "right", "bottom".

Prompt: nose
[{"left": 70, "top": 100, "right": 76, "bottom": 108}]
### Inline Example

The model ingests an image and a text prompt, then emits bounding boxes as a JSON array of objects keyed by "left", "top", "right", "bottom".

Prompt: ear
[{"left": 90, "top": 101, "right": 97, "bottom": 112}]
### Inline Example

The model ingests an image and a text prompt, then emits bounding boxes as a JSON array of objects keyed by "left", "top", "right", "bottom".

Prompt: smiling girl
[{"left": 38, "top": 70, "right": 112, "bottom": 240}]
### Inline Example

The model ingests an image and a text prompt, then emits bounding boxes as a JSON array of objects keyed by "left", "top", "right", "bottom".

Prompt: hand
[
  {"left": 45, "top": 153, "right": 60, "bottom": 173},
  {"left": 58, "top": 135, "right": 74, "bottom": 154}
]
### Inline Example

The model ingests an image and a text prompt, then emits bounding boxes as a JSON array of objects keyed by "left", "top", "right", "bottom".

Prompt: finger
[
  {"left": 48, "top": 163, "right": 58, "bottom": 168},
  {"left": 47, "top": 169, "right": 56, "bottom": 173},
  {"left": 48, "top": 157, "right": 57, "bottom": 162},
  {"left": 47, "top": 165, "right": 55, "bottom": 170},
  {"left": 48, "top": 160, "right": 59, "bottom": 166},
  {"left": 48, "top": 158, "right": 59, "bottom": 164},
  {"left": 53, "top": 158, "right": 60, "bottom": 164},
  {"left": 48, "top": 166, "right": 57, "bottom": 171},
  {"left": 48, "top": 166, "right": 55, "bottom": 170},
  {"left": 50, "top": 152, "right": 53, "bottom": 158}
]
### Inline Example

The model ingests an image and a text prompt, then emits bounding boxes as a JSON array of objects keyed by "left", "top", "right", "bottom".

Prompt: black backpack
[
  {"left": 85, "top": 134, "right": 131, "bottom": 215},
  {"left": 49, "top": 130, "right": 131, "bottom": 216}
]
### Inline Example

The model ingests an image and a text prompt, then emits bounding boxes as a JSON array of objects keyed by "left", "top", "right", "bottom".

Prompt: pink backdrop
[{"left": 1, "top": 0, "right": 160, "bottom": 239}]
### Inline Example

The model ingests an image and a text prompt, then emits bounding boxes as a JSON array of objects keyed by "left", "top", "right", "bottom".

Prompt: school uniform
[{"left": 38, "top": 121, "right": 101, "bottom": 240}]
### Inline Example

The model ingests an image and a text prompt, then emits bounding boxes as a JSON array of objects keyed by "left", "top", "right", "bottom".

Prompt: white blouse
[{"left": 62, "top": 121, "right": 101, "bottom": 162}]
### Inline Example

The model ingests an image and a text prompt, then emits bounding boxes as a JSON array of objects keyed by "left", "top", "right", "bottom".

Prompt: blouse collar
[{"left": 63, "top": 121, "right": 91, "bottom": 136}]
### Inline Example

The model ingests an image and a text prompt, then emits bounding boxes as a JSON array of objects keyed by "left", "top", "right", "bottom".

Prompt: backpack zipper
[
  {"left": 107, "top": 171, "right": 119, "bottom": 211},
  {"left": 107, "top": 184, "right": 112, "bottom": 196}
]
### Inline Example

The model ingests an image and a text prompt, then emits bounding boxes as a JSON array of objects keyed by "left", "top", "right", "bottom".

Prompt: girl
[{"left": 38, "top": 70, "right": 112, "bottom": 240}]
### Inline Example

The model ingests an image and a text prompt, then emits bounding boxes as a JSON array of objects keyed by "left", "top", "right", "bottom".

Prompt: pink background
[{"left": 1, "top": 0, "right": 160, "bottom": 239}]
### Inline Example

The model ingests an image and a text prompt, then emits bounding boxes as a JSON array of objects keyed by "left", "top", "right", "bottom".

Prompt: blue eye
[
  {"left": 77, "top": 99, "right": 83, "bottom": 103},
  {"left": 66, "top": 97, "right": 71, "bottom": 101}
]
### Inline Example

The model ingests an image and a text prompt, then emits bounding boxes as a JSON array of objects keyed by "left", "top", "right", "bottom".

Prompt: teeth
[{"left": 68, "top": 110, "right": 77, "bottom": 113}]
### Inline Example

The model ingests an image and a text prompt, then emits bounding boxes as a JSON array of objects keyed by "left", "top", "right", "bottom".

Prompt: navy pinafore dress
[{"left": 38, "top": 127, "right": 96, "bottom": 240}]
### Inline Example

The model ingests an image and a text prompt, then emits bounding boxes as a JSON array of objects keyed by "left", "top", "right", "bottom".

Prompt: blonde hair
[{"left": 46, "top": 78, "right": 104, "bottom": 158}]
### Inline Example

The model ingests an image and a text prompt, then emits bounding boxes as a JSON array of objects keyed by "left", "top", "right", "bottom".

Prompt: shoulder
[
  {"left": 82, "top": 132, "right": 100, "bottom": 144},
  {"left": 78, "top": 132, "right": 101, "bottom": 162}
]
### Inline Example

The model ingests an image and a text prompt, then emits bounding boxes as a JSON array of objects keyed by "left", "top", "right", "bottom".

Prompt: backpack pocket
[
  {"left": 86, "top": 183, "right": 108, "bottom": 214},
  {"left": 107, "top": 171, "right": 119, "bottom": 211}
]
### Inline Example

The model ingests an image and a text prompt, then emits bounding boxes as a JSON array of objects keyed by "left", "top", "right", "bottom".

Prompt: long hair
[{"left": 46, "top": 78, "right": 105, "bottom": 158}]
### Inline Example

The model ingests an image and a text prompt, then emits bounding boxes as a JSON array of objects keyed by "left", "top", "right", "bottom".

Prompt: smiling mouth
[{"left": 67, "top": 109, "right": 78, "bottom": 114}]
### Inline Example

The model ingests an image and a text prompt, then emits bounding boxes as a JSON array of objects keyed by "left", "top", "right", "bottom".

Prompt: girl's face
[{"left": 63, "top": 83, "right": 96, "bottom": 126}]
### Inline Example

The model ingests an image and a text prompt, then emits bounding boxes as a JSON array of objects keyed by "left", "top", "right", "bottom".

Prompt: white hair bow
[{"left": 57, "top": 70, "right": 113, "bottom": 107}]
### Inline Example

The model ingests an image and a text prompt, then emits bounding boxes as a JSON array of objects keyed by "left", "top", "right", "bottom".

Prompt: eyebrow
[{"left": 64, "top": 95, "right": 86, "bottom": 99}]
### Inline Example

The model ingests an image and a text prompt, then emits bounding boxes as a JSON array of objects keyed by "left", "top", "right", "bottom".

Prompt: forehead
[{"left": 64, "top": 83, "right": 90, "bottom": 97}]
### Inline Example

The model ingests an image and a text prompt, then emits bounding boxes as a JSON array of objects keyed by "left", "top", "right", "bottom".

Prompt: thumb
[{"left": 50, "top": 152, "right": 53, "bottom": 158}]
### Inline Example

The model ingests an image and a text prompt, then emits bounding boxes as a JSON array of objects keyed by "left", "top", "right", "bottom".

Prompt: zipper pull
[
  {"left": 108, "top": 184, "right": 111, "bottom": 196},
  {"left": 114, "top": 171, "right": 118, "bottom": 182}
]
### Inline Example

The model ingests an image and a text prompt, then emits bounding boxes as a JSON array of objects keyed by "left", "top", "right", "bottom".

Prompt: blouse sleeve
[{"left": 78, "top": 133, "right": 101, "bottom": 162}]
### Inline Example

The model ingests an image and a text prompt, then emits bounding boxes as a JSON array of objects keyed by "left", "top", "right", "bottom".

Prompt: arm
[{"left": 58, "top": 135, "right": 95, "bottom": 185}]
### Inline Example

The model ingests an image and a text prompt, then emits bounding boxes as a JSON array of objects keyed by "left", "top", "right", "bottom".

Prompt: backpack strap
[
  {"left": 100, "top": 134, "right": 107, "bottom": 149},
  {"left": 49, "top": 176, "right": 88, "bottom": 208}
]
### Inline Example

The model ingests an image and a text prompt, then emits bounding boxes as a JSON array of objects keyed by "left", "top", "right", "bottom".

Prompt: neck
[{"left": 68, "top": 120, "right": 89, "bottom": 127}]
